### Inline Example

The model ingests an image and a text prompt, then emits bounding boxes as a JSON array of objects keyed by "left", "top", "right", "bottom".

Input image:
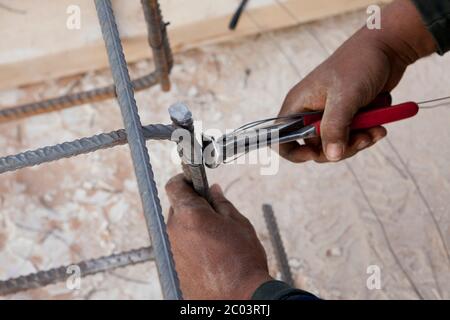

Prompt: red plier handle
[{"left": 309, "top": 102, "right": 419, "bottom": 136}]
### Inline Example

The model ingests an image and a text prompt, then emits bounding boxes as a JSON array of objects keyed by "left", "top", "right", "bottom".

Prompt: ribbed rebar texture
[
  {"left": 141, "top": 0, "right": 172, "bottom": 91},
  {"left": 0, "top": 247, "right": 154, "bottom": 296},
  {"left": 95, "top": 0, "right": 182, "bottom": 300},
  {"left": 0, "top": 124, "right": 174, "bottom": 174},
  {"left": 0, "top": 73, "right": 159, "bottom": 123},
  {"left": 262, "top": 204, "right": 294, "bottom": 286},
  {"left": 181, "top": 163, "right": 212, "bottom": 202},
  {"left": 169, "top": 102, "right": 212, "bottom": 203}
]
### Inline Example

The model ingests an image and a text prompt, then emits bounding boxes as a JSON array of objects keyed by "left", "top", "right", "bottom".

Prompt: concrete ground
[{"left": 0, "top": 9, "right": 449, "bottom": 299}]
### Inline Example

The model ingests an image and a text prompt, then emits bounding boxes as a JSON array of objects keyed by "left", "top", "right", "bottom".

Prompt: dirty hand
[
  {"left": 278, "top": 0, "right": 436, "bottom": 163},
  {"left": 165, "top": 174, "right": 272, "bottom": 300}
]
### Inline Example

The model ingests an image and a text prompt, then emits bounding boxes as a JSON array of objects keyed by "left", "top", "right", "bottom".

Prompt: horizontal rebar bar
[
  {"left": 0, "top": 72, "right": 160, "bottom": 124},
  {"left": 0, "top": 0, "right": 173, "bottom": 125},
  {"left": 96, "top": 0, "right": 182, "bottom": 300},
  {"left": 0, "top": 124, "right": 174, "bottom": 174},
  {"left": 0, "top": 247, "right": 154, "bottom": 296}
]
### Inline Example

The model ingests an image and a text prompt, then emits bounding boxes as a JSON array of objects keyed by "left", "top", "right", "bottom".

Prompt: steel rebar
[
  {"left": 141, "top": 0, "right": 172, "bottom": 91},
  {"left": 0, "top": 124, "right": 174, "bottom": 174},
  {"left": 0, "top": 247, "right": 154, "bottom": 296},
  {"left": 262, "top": 204, "right": 294, "bottom": 286},
  {"left": 95, "top": 0, "right": 181, "bottom": 300},
  {"left": 0, "top": 0, "right": 172, "bottom": 124},
  {"left": 0, "top": 73, "right": 160, "bottom": 124},
  {"left": 169, "top": 102, "right": 212, "bottom": 202}
]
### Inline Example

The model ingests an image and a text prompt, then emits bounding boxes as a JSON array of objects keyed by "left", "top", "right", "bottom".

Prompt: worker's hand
[
  {"left": 165, "top": 174, "right": 272, "bottom": 300},
  {"left": 278, "top": 0, "right": 436, "bottom": 163},
  {"left": 278, "top": 34, "right": 393, "bottom": 163}
]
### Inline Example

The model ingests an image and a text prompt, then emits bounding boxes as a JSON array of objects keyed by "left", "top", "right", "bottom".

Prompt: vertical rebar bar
[
  {"left": 95, "top": 0, "right": 182, "bottom": 300},
  {"left": 169, "top": 102, "right": 212, "bottom": 202},
  {"left": 0, "top": 0, "right": 172, "bottom": 124},
  {"left": 141, "top": 0, "right": 171, "bottom": 91},
  {"left": 262, "top": 204, "right": 294, "bottom": 286}
]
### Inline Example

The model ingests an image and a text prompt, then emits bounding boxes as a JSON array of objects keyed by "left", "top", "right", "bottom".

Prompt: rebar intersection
[
  {"left": 0, "top": 0, "right": 293, "bottom": 299},
  {"left": 0, "top": 0, "right": 181, "bottom": 299}
]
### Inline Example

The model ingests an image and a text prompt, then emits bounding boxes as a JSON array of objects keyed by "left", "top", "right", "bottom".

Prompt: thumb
[
  {"left": 209, "top": 185, "right": 249, "bottom": 224},
  {"left": 320, "top": 93, "right": 362, "bottom": 161},
  {"left": 209, "top": 184, "right": 238, "bottom": 216}
]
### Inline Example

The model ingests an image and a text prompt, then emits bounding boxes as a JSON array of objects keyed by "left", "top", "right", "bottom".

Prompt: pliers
[{"left": 202, "top": 94, "right": 419, "bottom": 168}]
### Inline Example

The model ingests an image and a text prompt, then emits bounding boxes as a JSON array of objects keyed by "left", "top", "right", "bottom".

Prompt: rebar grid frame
[
  {"left": 0, "top": 0, "right": 182, "bottom": 299},
  {"left": 0, "top": 1, "right": 293, "bottom": 299}
]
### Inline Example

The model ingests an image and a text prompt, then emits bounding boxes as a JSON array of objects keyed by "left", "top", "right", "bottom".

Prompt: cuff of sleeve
[
  {"left": 251, "top": 280, "right": 317, "bottom": 300},
  {"left": 411, "top": 0, "right": 450, "bottom": 55}
]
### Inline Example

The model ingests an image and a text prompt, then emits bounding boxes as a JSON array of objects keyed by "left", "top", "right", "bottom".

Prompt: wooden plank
[{"left": 0, "top": 0, "right": 389, "bottom": 90}]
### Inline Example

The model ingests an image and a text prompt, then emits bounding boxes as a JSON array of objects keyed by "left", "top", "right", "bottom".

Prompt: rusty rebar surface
[
  {"left": 263, "top": 204, "right": 294, "bottom": 286},
  {"left": 95, "top": 0, "right": 182, "bottom": 300},
  {"left": 0, "top": 124, "right": 174, "bottom": 174},
  {"left": 0, "top": 247, "right": 154, "bottom": 296},
  {"left": 0, "top": 0, "right": 173, "bottom": 124},
  {"left": 0, "top": 73, "right": 159, "bottom": 124},
  {"left": 141, "top": 0, "right": 172, "bottom": 91},
  {"left": 169, "top": 102, "right": 212, "bottom": 202}
]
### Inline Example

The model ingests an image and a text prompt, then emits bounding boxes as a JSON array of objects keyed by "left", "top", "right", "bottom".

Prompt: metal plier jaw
[
  {"left": 202, "top": 134, "right": 221, "bottom": 169},
  {"left": 202, "top": 98, "right": 421, "bottom": 169},
  {"left": 202, "top": 115, "right": 317, "bottom": 169}
]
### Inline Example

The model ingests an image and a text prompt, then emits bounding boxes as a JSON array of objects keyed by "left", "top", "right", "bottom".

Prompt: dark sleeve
[
  {"left": 411, "top": 0, "right": 450, "bottom": 54},
  {"left": 251, "top": 280, "right": 320, "bottom": 300}
]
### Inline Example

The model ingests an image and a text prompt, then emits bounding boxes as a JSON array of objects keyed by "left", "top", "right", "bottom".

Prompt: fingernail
[
  {"left": 326, "top": 143, "right": 344, "bottom": 161},
  {"left": 357, "top": 140, "right": 371, "bottom": 150}
]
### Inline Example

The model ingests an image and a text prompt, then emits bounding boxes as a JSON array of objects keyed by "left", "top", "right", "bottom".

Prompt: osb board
[{"left": 0, "top": 0, "right": 389, "bottom": 90}]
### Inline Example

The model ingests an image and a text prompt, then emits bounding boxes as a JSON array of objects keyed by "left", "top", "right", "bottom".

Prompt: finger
[
  {"left": 279, "top": 83, "right": 306, "bottom": 116},
  {"left": 279, "top": 81, "right": 328, "bottom": 121},
  {"left": 349, "top": 126, "right": 387, "bottom": 148},
  {"left": 320, "top": 92, "right": 363, "bottom": 161},
  {"left": 306, "top": 126, "right": 387, "bottom": 163},
  {"left": 165, "top": 174, "right": 210, "bottom": 213},
  {"left": 167, "top": 207, "right": 175, "bottom": 226},
  {"left": 280, "top": 125, "right": 387, "bottom": 163},
  {"left": 209, "top": 185, "right": 251, "bottom": 224},
  {"left": 338, "top": 126, "right": 388, "bottom": 160},
  {"left": 345, "top": 131, "right": 377, "bottom": 158},
  {"left": 209, "top": 184, "right": 238, "bottom": 216},
  {"left": 369, "top": 92, "right": 392, "bottom": 108},
  {"left": 365, "top": 126, "right": 387, "bottom": 143},
  {"left": 277, "top": 141, "right": 320, "bottom": 163}
]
